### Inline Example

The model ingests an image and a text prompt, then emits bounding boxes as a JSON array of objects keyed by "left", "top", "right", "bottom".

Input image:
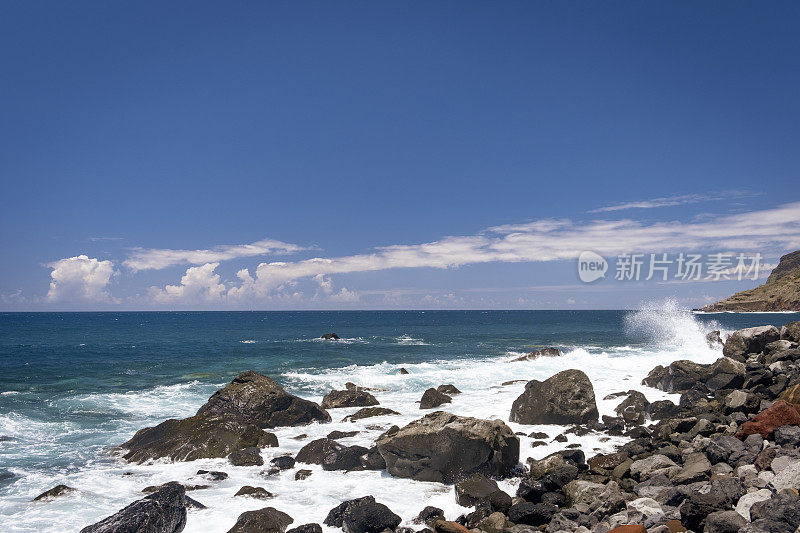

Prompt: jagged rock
[
  {"left": 782, "top": 321, "right": 800, "bottom": 343},
  {"left": 706, "top": 435, "right": 746, "bottom": 465},
  {"left": 228, "top": 447, "right": 263, "bottom": 466},
  {"left": 33, "top": 484, "right": 76, "bottom": 501},
  {"left": 196, "top": 470, "right": 228, "bottom": 481},
  {"left": 80, "top": 482, "right": 187, "bottom": 533},
  {"left": 510, "top": 348, "right": 562, "bottom": 362},
  {"left": 454, "top": 473, "right": 499, "bottom": 507},
  {"left": 615, "top": 391, "right": 649, "bottom": 424},
  {"left": 746, "top": 494, "right": 800, "bottom": 532},
  {"left": 735, "top": 489, "right": 772, "bottom": 521},
  {"left": 322, "top": 444, "right": 369, "bottom": 471},
  {"left": 509, "top": 369, "right": 598, "bottom": 425},
  {"left": 323, "top": 496, "right": 400, "bottom": 533},
  {"left": 723, "top": 326, "right": 781, "bottom": 359},
  {"left": 399, "top": 368, "right": 409, "bottom": 375},
  {"left": 321, "top": 389, "right": 379, "bottom": 409},
  {"left": 120, "top": 371, "right": 325, "bottom": 462},
  {"left": 707, "top": 330, "right": 724, "bottom": 348},
  {"left": 234, "top": 486, "right": 274, "bottom": 500},
  {"left": 375, "top": 411, "right": 519, "bottom": 483},
  {"left": 413, "top": 506, "right": 444, "bottom": 526},
  {"left": 226, "top": 507, "right": 294, "bottom": 533},
  {"left": 420, "top": 388, "right": 452, "bottom": 409},
  {"left": 342, "top": 407, "right": 399, "bottom": 422}
]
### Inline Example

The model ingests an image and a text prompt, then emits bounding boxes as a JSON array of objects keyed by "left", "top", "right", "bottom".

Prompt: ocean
[{"left": 1, "top": 304, "right": 799, "bottom": 531}]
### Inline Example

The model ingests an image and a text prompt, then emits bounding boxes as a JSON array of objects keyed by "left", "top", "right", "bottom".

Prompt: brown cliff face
[{"left": 698, "top": 250, "right": 800, "bottom": 312}]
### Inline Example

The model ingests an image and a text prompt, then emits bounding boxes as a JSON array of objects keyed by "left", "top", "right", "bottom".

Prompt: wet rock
[
  {"left": 642, "top": 360, "right": 709, "bottom": 392},
  {"left": 33, "top": 484, "right": 76, "bottom": 501},
  {"left": 454, "top": 473, "right": 499, "bottom": 507},
  {"left": 707, "top": 330, "right": 724, "bottom": 348},
  {"left": 437, "top": 384, "right": 461, "bottom": 395},
  {"left": 413, "top": 506, "right": 445, "bottom": 526},
  {"left": 342, "top": 407, "right": 400, "bottom": 422},
  {"left": 399, "top": 368, "right": 409, "bottom": 375},
  {"left": 510, "top": 369, "right": 598, "bottom": 425},
  {"left": 327, "top": 430, "right": 359, "bottom": 439},
  {"left": 286, "top": 525, "right": 322, "bottom": 533},
  {"left": 196, "top": 470, "right": 228, "bottom": 481},
  {"left": 510, "top": 347, "right": 562, "bottom": 362},
  {"left": 321, "top": 333, "right": 340, "bottom": 340},
  {"left": 507, "top": 502, "right": 559, "bottom": 526},
  {"left": 234, "top": 486, "right": 274, "bottom": 500},
  {"left": 296, "top": 438, "right": 340, "bottom": 464},
  {"left": 294, "top": 469, "right": 312, "bottom": 480},
  {"left": 737, "top": 400, "right": 800, "bottom": 438},
  {"left": 420, "top": 388, "right": 452, "bottom": 409},
  {"left": 323, "top": 496, "right": 400, "bottom": 533},
  {"left": 646, "top": 400, "right": 680, "bottom": 420},
  {"left": 322, "top": 444, "right": 369, "bottom": 471},
  {"left": 321, "top": 389, "right": 379, "bottom": 409},
  {"left": 270, "top": 455, "right": 296, "bottom": 470},
  {"left": 226, "top": 507, "right": 294, "bottom": 533},
  {"left": 229, "top": 447, "right": 263, "bottom": 466},
  {"left": 375, "top": 411, "right": 519, "bottom": 483},
  {"left": 120, "top": 371, "right": 325, "bottom": 463},
  {"left": 80, "top": 482, "right": 187, "bottom": 533}
]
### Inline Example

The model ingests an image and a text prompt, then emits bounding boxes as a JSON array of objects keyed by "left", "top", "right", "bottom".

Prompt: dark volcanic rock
[
  {"left": 437, "top": 384, "right": 461, "bottom": 395},
  {"left": 342, "top": 407, "right": 400, "bottom": 422},
  {"left": 286, "top": 525, "right": 322, "bottom": 533},
  {"left": 321, "top": 333, "right": 340, "bottom": 340},
  {"left": 723, "top": 326, "right": 781, "bottom": 359},
  {"left": 296, "top": 438, "right": 341, "bottom": 464},
  {"left": 454, "top": 473, "right": 499, "bottom": 507},
  {"left": 321, "top": 389, "right": 379, "bottom": 409},
  {"left": 33, "top": 484, "right": 76, "bottom": 501},
  {"left": 507, "top": 502, "right": 559, "bottom": 526},
  {"left": 324, "top": 496, "right": 401, "bottom": 532},
  {"left": 196, "top": 470, "right": 228, "bottom": 481},
  {"left": 376, "top": 411, "right": 519, "bottom": 483},
  {"left": 322, "top": 445, "right": 369, "bottom": 471},
  {"left": 270, "top": 455, "right": 296, "bottom": 470},
  {"left": 420, "top": 388, "right": 452, "bottom": 409},
  {"left": 679, "top": 492, "right": 730, "bottom": 532},
  {"left": 228, "top": 447, "right": 263, "bottom": 466},
  {"left": 746, "top": 494, "right": 800, "bottom": 532},
  {"left": 80, "top": 482, "right": 187, "bottom": 533},
  {"left": 234, "top": 486, "right": 274, "bottom": 500},
  {"left": 510, "top": 347, "right": 562, "bottom": 362},
  {"left": 509, "top": 369, "right": 598, "bottom": 425},
  {"left": 120, "top": 371, "right": 326, "bottom": 463},
  {"left": 226, "top": 507, "right": 294, "bottom": 533}
]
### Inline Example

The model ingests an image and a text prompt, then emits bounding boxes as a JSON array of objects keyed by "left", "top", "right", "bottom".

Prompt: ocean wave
[
  {"left": 239, "top": 340, "right": 257, "bottom": 344},
  {"left": 395, "top": 334, "right": 429, "bottom": 346}
]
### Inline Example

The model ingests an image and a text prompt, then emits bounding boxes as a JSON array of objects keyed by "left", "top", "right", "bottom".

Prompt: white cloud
[
  {"left": 149, "top": 262, "right": 226, "bottom": 303},
  {"left": 588, "top": 191, "right": 759, "bottom": 213},
  {"left": 123, "top": 238, "right": 307, "bottom": 271},
  {"left": 238, "top": 202, "right": 800, "bottom": 295},
  {"left": 46, "top": 255, "right": 116, "bottom": 302}
]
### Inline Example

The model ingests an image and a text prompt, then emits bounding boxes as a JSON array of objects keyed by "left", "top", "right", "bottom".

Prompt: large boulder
[
  {"left": 321, "top": 390, "right": 379, "bottom": 409},
  {"left": 642, "top": 357, "right": 744, "bottom": 393},
  {"left": 737, "top": 400, "right": 800, "bottom": 438},
  {"left": 723, "top": 326, "right": 781, "bottom": 359},
  {"left": 509, "top": 369, "right": 598, "bottom": 425},
  {"left": 375, "top": 411, "right": 519, "bottom": 483},
  {"left": 324, "top": 496, "right": 401, "bottom": 533},
  {"left": 782, "top": 321, "right": 800, "bottom": 343},
  {"left": 226, "top": 507, "right": 294, "bottom": 533},
  {"left": 80, "top": 482, "right": 187, "bottom": 533},
  {"left": 120, "top": 371, "right": 328, "bottom": 463},
  {"left": 420, "top": 388, "right": 452, "bottom": 409}
]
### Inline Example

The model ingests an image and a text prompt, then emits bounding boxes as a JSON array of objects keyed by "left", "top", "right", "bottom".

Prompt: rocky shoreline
[{"left": 43, "top": 321, "right": 800, "bottom": 533}]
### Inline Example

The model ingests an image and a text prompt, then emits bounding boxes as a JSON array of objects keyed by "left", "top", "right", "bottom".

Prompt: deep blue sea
[{"left": 1, "top": 307, "right": 798, "bottom": 531}]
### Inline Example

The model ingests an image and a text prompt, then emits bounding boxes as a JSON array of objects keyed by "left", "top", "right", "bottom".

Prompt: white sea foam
[
  {"left": 239, "top": 340, "right": 257, "bottom": 344},
  {"left": 395, "top": 334, "right": 429, "bottom": 346},
  {"left": 0, "top": 303, "right": 727, "bottom": 531}
]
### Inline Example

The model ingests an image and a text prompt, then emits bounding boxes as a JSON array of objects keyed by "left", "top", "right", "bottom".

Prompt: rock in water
[
  {"left": 80, "top": 482, "right": 187, "bottom": 533},
  {"left": 32, "top": 484, "right": 76, "bottom": 501},
  {"left": 509, "top": 369, "right": 598, "bottom": 425},
  {"left": 321, "top": 389, "right": 379, "bottom": 409},
  {"left": 119, "top": 371, "right": 329, "bottom": 463},
  {"left": 321, "top": 333, "right": 340, "bottom": 340},
  {"left": 510, "top": 347, "right": 562, "bottom": 362},
  {"left": 226, "top": 507, "right": 294, "bottom": 533},
  {"left": 437, "top": 384, "right": 461, "bottom": 395},
  {"left": 419, "top": 388, "right": 452, "bottom": 409},
  {"left": 375, "top": 411, "right": 519, "bottom": 482},
  {"left": 323, "top": 496, "right": 400, "bottom": 533},
  {"left": 342, "top": 407, "right": 399, "bottom": 422}
]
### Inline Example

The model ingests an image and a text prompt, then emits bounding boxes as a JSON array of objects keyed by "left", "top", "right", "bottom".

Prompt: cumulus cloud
[
  {"left": 46, "top": 255, "right": 116, "bottom": 302},
  {"left": 148, "top": 262, "right": 226, "bottom": 303},
  {"left": 123, "top": 238, "right": 307, "bottom": 271}
]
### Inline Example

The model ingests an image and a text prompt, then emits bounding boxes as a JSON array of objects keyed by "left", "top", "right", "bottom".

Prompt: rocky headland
[
  {"left": 69, "top": 321, "right": 800, "bottom": 533},
  {"left": 699, "top": 250, "right": 800, "bottom": 312}
]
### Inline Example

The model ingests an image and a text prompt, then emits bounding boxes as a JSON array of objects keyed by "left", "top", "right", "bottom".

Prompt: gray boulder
[
  {"left": 80, "top": 482, "right": 187, "bottom": 533},
  {"left": 419, "top": 388, "right": 451, "bottom": 409},
  {"left": 723, "top": 326, "right": 781, "bottom": 360},
  {"left": 376, "top": 411, "right": 519, "bottom": 483},
  {"left": 509, "top": 369, "right": 598, "bottom": 425},
  {"left": 454, "top": 473, "right": 499, "bottom": 507},
  {"left": 781, "top": 321, "right": 800, "bottom": 343}
]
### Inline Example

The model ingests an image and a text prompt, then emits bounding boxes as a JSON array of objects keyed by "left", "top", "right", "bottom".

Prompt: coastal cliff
[{"left": 699, "top": 250, "right": 800, "bottom": 312}]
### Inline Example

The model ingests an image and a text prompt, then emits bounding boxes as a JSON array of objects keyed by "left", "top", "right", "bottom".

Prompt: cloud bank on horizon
[{"left": 26, "top": 200, "right": 800, "bottom": 309}]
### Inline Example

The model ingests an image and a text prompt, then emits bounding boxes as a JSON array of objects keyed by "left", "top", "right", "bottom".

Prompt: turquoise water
[{"left": 1, "top": 309, "right": 798, "bottom": 531}]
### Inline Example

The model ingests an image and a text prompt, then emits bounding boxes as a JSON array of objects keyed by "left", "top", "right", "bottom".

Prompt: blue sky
[{"left": 1, "top": 1, "right": 799, "bottom": 310}]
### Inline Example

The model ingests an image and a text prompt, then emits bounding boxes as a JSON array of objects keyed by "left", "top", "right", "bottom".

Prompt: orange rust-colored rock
[
  {"left": 737, "top": 400, "right": 800, "bottom": 439},
  {"left": 666, "top": 520, "right": 687, "bottom": 533},
  {"left": 434, "top": 521, "right": 470, "bottom": 533}
]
